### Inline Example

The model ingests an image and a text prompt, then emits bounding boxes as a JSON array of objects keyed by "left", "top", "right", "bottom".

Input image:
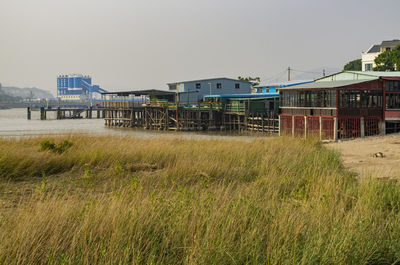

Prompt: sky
[{"left": 0, "top": 0, "right": 399, "bottom": 95}]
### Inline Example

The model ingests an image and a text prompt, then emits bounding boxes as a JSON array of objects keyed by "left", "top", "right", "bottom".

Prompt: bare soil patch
[{"left": 327, "top": 133, "right": 400, "bottom": 179}]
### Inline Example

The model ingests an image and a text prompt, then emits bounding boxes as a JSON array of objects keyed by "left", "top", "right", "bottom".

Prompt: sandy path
[{"left": 327, "top": 133, "right": 400, "bottom": 178}]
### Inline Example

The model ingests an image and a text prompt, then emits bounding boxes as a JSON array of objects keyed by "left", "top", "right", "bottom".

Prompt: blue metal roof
[
  {"left": 204, "top": 93, "right": 279, "bottom": 99},
  {"left": 254, "top": 80, "right": 314, "bottom": 88}
]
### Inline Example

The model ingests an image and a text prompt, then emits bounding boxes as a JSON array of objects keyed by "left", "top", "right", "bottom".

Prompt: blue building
[
  {"left": 167, "top": 78, "right": 252, "bottom": 103},
  {"left": 57, "top": 74, "right": 107, "bottom": 101}
]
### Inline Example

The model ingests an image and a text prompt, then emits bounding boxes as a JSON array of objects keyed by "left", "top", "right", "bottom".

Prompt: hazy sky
[{"left": 0, "top": 0, "right": 399, "bottom": 95}]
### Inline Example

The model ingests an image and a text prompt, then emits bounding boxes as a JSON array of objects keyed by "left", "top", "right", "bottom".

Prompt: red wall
[{"left": 385, "top": 110, "right": 400, "bottom": 119}]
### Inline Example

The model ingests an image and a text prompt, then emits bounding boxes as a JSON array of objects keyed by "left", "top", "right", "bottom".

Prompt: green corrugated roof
[
  {"left": 280, "top": 79, "right": 378, "bottom": 90},
  {"left": 346, "top": 71, "right": 400, "bottom": 77},
  {"left": 315, "top": 71, "right": 400, "bottom": 83}
]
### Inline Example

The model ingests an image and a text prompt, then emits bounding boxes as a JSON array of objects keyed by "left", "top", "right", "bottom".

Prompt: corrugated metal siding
[{"left": 178, "top": 79, "right": 252, "bottom": 102}]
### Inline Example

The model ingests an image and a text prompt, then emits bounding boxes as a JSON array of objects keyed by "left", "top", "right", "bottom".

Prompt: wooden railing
[
  {"left": 102, "top": 100, "right": 224, "bottom": 110},
  {"left": 148, "top": 101, "right": 223, "bottom": 110},
  {"left": 225, "top": 103, "right": 246, "bottom": 113}
]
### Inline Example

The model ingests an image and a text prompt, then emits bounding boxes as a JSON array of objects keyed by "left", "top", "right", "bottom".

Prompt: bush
[
  {"left": 39, "top": 140, "right": 73, "bottom": 154},
  {"left": 39, "top": 140, "right": 56, "bottom": 152}
]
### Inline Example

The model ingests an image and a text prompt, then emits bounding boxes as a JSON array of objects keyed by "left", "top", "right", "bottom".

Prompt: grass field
[{"left": 1, "top": 135, "right": 400, "bottom": 264}]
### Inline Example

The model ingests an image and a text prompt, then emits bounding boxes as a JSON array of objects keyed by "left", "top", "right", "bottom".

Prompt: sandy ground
[{"left": 327, "top": 133, "right": 400, "bottom": 179}]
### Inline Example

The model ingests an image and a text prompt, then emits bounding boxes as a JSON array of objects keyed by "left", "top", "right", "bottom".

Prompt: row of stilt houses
[
  {"left": 101, "top": 71, "right": 400, "bottom": 140},
  {"left": 101, "top": 89, "right": 280, "bottom": 134}
]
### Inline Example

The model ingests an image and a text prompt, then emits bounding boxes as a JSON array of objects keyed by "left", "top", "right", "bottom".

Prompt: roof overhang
[
  {"left": 101, "top": 89, "right": 176, "bottom": 97},
  {"left": 279, "top": 79, "right": 378, "bottom": 90},
  {"left": 167, "top": 77, "right": 251, "bottom": 85},
  {"left": 204, "top": 93, "right": 279, "bottom": 98}
]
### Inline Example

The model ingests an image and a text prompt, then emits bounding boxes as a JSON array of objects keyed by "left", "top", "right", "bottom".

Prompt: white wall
[{"left": 361, "top": 52, "right": 380, "bottom": 71}]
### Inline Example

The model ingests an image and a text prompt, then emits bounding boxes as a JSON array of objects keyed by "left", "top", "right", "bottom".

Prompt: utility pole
[
  {"left": 287, "top": 67, "right": 291, "bottom": 81},
  {"left": 323, "top": 69, "right": 326, "bottom": 77}
]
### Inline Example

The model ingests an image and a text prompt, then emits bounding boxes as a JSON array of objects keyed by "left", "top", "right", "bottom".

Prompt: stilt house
[{"left": 279, "top": 71, "right": 400, "bottom": 140}]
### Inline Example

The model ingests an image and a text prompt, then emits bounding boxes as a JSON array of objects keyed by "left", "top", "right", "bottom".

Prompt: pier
[
  {"left": 24, "top": 88, "right": 280, "bottom": 135},
  {"left": 27, "top": 106, "right": 105, "bottom": 120}
]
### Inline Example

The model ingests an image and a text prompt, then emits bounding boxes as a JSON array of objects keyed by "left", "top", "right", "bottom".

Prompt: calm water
[{"left": 0, "top": 108, "right": 256, "bottom": 140}]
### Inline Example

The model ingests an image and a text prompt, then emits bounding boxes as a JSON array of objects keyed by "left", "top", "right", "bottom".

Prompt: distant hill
[
  {"left": 1, "top": 85, "right": 54, "bottom": 99},
  {"left": 0, "top": 93, "right": 22, "bottom": 103}
]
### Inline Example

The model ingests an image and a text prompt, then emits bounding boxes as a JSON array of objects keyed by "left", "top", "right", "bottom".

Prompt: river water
[{"left": 0, "top": 108, "right": 255, "bottom": 140}]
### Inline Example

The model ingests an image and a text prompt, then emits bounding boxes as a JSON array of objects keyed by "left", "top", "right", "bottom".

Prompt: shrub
[{"left": 39, "top": 140, "right": 73, "bottom": 154}]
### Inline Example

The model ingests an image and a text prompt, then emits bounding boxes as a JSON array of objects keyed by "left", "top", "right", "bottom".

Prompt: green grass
[{"left": 0, "top": 135, "right": 399, "bottom": 264}]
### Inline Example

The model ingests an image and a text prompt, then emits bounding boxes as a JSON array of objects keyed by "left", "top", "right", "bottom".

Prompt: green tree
[
  {"left": 343, "top": 59, "right": 362, "bottom": 71},
  {"left": 391, "top": 45, "right": 400, "bottom": 70},
  {"left": 373, "top": 44, "right": 400, "bottom": 71},
  {"left": 238, "top": 76, "right": 261, "bottom": 86}
]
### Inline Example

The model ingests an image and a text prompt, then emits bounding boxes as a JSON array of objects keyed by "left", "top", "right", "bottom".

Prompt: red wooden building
[{"left": 279, "top": 71, "right": 400, "bottom": 140}]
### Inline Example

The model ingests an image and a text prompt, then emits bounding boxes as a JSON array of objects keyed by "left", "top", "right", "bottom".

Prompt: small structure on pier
[
  {"left": 101, "top": 89, "right": 176, "bottom": 104},
  {"left": 204, "top": 93, "right": 279, "bottom": 113},
  {"left": 279, "top": 71, "right": 400, "bottom": 140}
]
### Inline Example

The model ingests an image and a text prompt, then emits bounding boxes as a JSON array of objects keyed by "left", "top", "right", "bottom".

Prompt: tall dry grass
[{"left": 0, "top": 135, "right": 400, "bottom": 264}]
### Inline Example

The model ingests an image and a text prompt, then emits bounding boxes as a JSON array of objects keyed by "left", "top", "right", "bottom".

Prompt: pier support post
[
  {"left": 196, "top": 109, "right": 202, "bottom": 131},
  {"left": 360, "top": 117, "right": 365, "bottom": 138},
  {"left": 165, "top": 107, "right": 169, "bottom": 130},
  {"left": 57, "top": 107, "right": 61, "bottom": 120},
  {"left": 291, "top": 116, "right": 295, "bottom": 137},
  {"left": 40, "top": 107, "right": 45, "bottom": 120},
  {"left": 261, "top": 113, "right": 265, "bottom": 133},
  {"left": 379, "top": 119, "right": 386, "bottom": 135},
  {"left": 89, "top": 107, "right": 93, "bottom": 119},
  {"left": 319, "top": 116, "right": 323, "bottom": 141},
  {"left": 244, "top": 112, "right": 248, "bottom": 132},
  {"left": 130, "top": 108, "right": 134, "bottom": 127},
  {"left": 27, "top": 107, "right": 31, "bottom": 120},
  {"left": 278, "top": 115, "right": 281, "bottom": 136},
  {"left": 333, "top": 117, "right": 338, "bottom": 141},
  {"left": 304, "top": 116, "right": 307, "bottom": 139}
]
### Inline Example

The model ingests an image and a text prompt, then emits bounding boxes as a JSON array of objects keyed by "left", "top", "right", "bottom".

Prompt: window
[
  {"left": 386, "top": 80, "right": 400, "bottom": 92},
  {"left": 235, "top": 83, "right": 240, "bottom": 89},
  {"left": 216, "top": 83, "right": 222, "bottom": 89},
  {"left": 386, "top": 94, "right": 400, "bottom": 109},
  {"left": 365, "top": 63, "right": 373, "bottom": 71},
  {"left": 196, "top": 83, "right": 201, "bottom": 89},
  {"left": 279, "top": 90, "right": 336, "bottom": 108},
  {"left": 362, "top": 90, "right": 382, "bottom": 108},
  {"left": 386, "top": 81, "right": 400, "bottom": 109},
  {"left": 339, "top": 90, "right": 361, "bottom": 108},
  {"left": 386, "top": 47, "right": 391, "bottom": 51}
]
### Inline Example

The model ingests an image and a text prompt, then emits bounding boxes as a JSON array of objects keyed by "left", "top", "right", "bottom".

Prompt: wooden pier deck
[{"left": 27, "top": 106, "right": 105, "bottom": 120}]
